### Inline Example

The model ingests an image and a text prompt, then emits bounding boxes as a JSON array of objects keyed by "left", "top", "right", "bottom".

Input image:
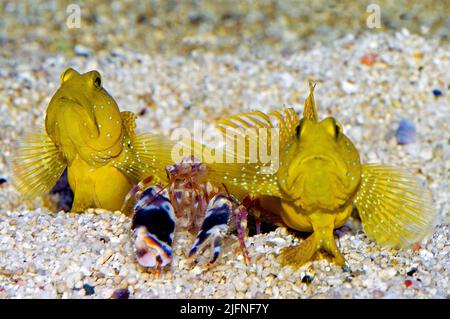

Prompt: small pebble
[
  {"left": 360, "top": 53, "right": 377, "bottom": 66},
  {"left": 432, "top": 89, "right": 442, "bottom": 97},
  {"left": 396, "top": 119, "right": 416, "bottom": 145},
  {"left": 111, "top": 288, "right": 130, "bottom": 299},
  {"left": 372, "top": 289, "right": 385, "bottom": 299},
  {"left": 340, "top": 80, "right": 358, "bottom": 94},
  {"left": 83, "top": 284, "right": 95, "bottom": 296},
  {"left": 74, "top": 45, "right": 91, "bottom": 57},
  {"left": 412, "top": 243, "right": 421, "bottom": 252}
]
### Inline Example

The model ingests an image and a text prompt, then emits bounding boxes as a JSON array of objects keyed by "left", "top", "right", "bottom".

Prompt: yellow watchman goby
[
  {"left": 13, "top": 68, "right": 171, "bottom": 212},
  {"left": 202, "top": 83, "right": 436, "bottom": 267}
]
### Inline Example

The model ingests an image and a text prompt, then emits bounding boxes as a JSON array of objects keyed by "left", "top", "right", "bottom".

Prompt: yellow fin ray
[
  {"left": 216, "top": 108, "right": 299, "bottom": 153},
  {"left": 303, "top": 81, "right": 318, "bottom": 121},
  {"left": 120, "top": 111, "right": 137, "bottom": 137},
  {"left": 278, "top": 234, "right": 317, "bottom": 268},
  {"left": 206, "top": 108, "right": 299, "bottom": 197},
  {"left": 206, "top": 162, "right": 281, "bottom": 198},
  {"left": 112, "top": 132, "right": 173, "bottom": 183},
  {"left": 12, "top": 132, "right": 67, "bottom": 197},
  {"left": 354, "top": 164, "right": 436, "bottom": 248}
]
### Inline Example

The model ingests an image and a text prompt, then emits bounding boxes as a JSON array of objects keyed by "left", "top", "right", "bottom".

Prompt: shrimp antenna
[
  {"left": 121, "top": 175, "right": 170, "bottom": 212},
  {"left": 222, "top": 183, "right": 240, "bottom": 205},
  {"left": 141, "top": 183, "right": 171, "bottom": 207}
]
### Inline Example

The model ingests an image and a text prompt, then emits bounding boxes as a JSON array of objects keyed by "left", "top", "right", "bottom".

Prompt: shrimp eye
[{"left": 93, "top": 76, "right": 102, "bottom": 88}]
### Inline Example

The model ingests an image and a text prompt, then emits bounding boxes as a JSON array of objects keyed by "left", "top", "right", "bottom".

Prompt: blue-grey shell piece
[{"left": 396, "top": 119, "right": 416, "bottom": 145}]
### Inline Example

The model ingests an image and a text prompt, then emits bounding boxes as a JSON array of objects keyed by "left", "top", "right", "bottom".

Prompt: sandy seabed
[{"left": 0, "top": 30, "right": 449, "bottom": 298}]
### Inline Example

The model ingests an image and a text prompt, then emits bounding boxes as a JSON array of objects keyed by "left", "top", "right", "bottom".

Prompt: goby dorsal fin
[{"left": 303, "top": 81, "right": 318, "bottom": 121}]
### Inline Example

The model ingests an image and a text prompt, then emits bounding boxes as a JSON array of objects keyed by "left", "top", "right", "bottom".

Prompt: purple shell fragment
[{"left": 111, "top": 288, "right": 130, "bottom": 299}]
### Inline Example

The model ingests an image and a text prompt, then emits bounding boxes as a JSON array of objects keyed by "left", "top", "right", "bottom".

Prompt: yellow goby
[
  {"left": 203, "top": 83, "right": 436, "bottom": 267},
  {"left": 12, "top": 68, "right": 171, "bottom": 212}
]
